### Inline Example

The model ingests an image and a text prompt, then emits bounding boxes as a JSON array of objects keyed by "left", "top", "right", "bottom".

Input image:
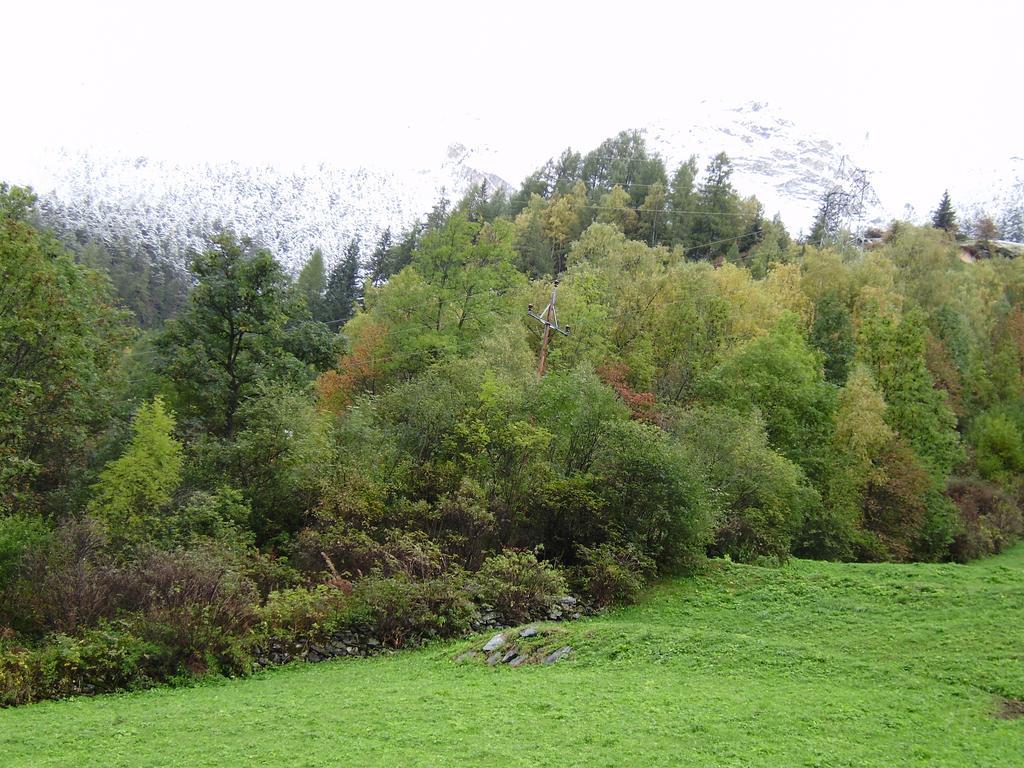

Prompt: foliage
[
  {"left": 575, "top": 542, "right": 655, "bottom": 608},
  {"left": 946, "top": 478, "right": 1023, "bottom": 562},
  {"left": 155, "top": 232, "right": 336, "bottom": 437},
  {"left": 698, "top": 314, "right": 836, "bottom": 482},
  {"left": 260, "top": 584, "right": 351, "bottom": 642},
  {"left": 349, "top": 571, "right": 474, "bottom": 648},
  {"left": 588, "top": 421, "right": 713, "bottom": 571},
  {"left": 0, "top": 184, "right": 130, "bottom": 514},
  {"left": 473, "top": 550, "right": 568, "bottom": 624},
  {"left": 809, "top": 291, "right": 855, "bottom": 384},
  {"left": 673, "top": 407, "right": 813, "bottom": 563},
  {"left": 857, "top": 309, "right": 963, "bottom": 478},
  {"left": 87, "top": 397, "right": 184, "bottom": 548}
]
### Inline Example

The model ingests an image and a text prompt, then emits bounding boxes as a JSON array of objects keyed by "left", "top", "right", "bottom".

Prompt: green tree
[
  {"left": 931, "top": 190, "right": 957, "bottom": 233},
  {"left": 322, "top": 238, "right": 362, "bottom": 326},
  {"left": 667, "top": 156, "right": 699, "bottom": 248},
  {"left": 296, "top": 248, "right": 327, "bottom": 320},
  {"left": 857, "top": 309, "right": 963, "bottom": 478},
  {"left": 596, "top": 185, "right": 638, "bottom": 234},
  {"left": 367, "top": 228, "right": 393, "bottom": 286},
  {"left": 809, "top": 292, "right": 855, "bottom": 384},
  {"left": 156, "top": 232, "right": 335, "bottom": 437},
  {"left": 691, "top": 153, "right": 743, "bottom": 259},
  {"left": 88, "top": 397, "right": 183, "bottom": 546},
  {"left": 0, "top": 185, "right": 129, "bottom": 514}
]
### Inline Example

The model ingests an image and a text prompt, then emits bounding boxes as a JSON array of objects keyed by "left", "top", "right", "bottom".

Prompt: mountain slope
[{"left": 8, "top": 103, "right": 1022, "bottom": 271}]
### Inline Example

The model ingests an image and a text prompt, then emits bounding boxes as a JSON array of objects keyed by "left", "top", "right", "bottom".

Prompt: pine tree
[
  {"left": 297, "top": 248, "right": 327, "bottom": 319},
  {"left": 322, "top": 237, "right": 362, "bottom": 328},
  {"left": 931, "top": 190, "right": 957, "bottom": 233},
  {"left": 367, "top": 228, "right": 393, "bottom": 286}
]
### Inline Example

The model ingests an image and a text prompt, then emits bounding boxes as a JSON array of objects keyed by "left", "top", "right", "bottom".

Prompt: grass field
[{"left": 2, "top": 546, "right": 1022, "bottom": 767}]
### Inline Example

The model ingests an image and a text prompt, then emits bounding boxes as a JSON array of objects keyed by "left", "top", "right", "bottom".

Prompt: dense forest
[{"left": 2, "top": 131, "right": 1023, "bottom": 704}]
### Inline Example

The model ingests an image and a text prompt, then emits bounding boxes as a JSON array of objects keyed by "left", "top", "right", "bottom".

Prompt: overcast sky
[{"left": 3, "top": 1, "right": 1021, "bottom": 187}]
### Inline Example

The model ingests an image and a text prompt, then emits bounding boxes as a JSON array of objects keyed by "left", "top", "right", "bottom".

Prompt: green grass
[{"left": 3, "top": 547, "right": 1023, "bottom": 767}]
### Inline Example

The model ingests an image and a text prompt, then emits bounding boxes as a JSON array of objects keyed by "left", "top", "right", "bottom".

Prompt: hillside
[
  {"left": 3, "top": 545, "right": 1021, "bottom": 768},
  {"left": 8, "top": 103, "right": 1022, "bottom": 272}
]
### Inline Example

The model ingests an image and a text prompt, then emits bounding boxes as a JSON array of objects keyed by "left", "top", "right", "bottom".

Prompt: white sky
[{"left": 2, "top": 0, "right": 1021, "bottom": 190}]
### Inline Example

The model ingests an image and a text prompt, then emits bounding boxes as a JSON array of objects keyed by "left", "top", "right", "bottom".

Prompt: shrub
[
  {"left": 473, "top": 550, "right": 568, "bottom": 624},
  {"left": 120, "top": 546, "right": 259, "bottom": 674},
  {"left": 349, "top": 571, "right": 474, "bottom": 648},
  {"left": 576, "top": 543, "right": 654, "bottom": 608},
  {"left": 260, "top": 584, "right": 351, "bottom": 643},
  {"left": 292, "top": 525, "right": 448, "bottom": 580},
  {"left": 590, "top": 420, "right": 714, "bottom": 571},
  {"left": 947, "top": 478, "right": 1024, "bottom": 562},
  {"left": 10, "top": 518, "right": 123, "bottom": 636},
  {"left": 672, "top": 407, "right": 808, "bottom": 564},
  {"left": 1, "top": 623, "right": 162, "bottom": 706}
]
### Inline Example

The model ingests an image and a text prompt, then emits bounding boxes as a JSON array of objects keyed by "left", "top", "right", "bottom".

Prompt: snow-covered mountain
[
  {"left": 25, "top": 144, "right": 508, "bottom": 270},
  {"left": 645, "top": 101, "right": 885, "bottom": 234},
  {"left": 6, "top": 102, "right": 1021, "bottom": 270}
]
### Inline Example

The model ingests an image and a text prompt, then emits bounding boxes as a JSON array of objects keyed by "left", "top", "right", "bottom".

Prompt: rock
[
  {"left": 500, "top": 648, "right": 519, "bottom": 664},
  {"left": 519, "top": 627, "right": 538, "bottom": 638},
  {"left": 453, "top": 651, "right": 477, "bottom": 663},
  {"left": 559, "top": 596, "right": 578, "bottom": 606},
  {"left": 486, "top": 651, "right": 503, "bottom": 666},
  {"left": 508, "top": 655, "right": 527, "bottom": 667},
  {"left": 481, "top": 610, "right": 500, "bottom": 623},
  {"left": 482, "top": 632, "right": 507, "bottom": 652},
  {"left": 366, "top": 638, "right": 381, "bottom": 648},
  {"left": 542, "top": 646, "right": 572, "bottom": 665}
]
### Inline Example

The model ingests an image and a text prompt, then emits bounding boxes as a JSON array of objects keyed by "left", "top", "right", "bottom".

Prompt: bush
[
  {"left": 947, "top": 478, "right": 1024, "bottom": 562},
  {"left": 576, "top": 543, "right": 654, "bottom": 608},
  {"left": 349, "top": 571, "right": 474, "bottom": 648},
  {"left": 672, "top": 407, "right": 808, "bottom": 564},
  {"left": 590, "top": 421, "right": 714, "bottom": 571},
  {"left": 9, "top": 518, "right": 123, "bottom": 636},
  {"left": 120, "top": 546, "right": 259, "bottom": 675},
  {"left": 260, "top": 584, "right": 351, "bottom": 643},
  {"left": 473, "top": 550, "right": 568, "bottom": 624},
  {"left": 1, "top": 623, "right": 162, "bottom": 706},
  {"left": 0, "top": 514, "right": 50, "bottom": 586},
  {"left": 292, "top": 525, "right": 448, "bottom": 580}
]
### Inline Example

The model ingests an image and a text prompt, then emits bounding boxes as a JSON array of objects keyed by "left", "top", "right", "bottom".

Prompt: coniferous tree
[
  {"left": 296, "top": 248, "right": 327, "bottom": 320},
  {"left": 367, "top": 228, "right": 393, "bottom": 287},
  {"left": 88, "top": 397, "right": 183, "bottom": 546},
  {"left": 667, "top": 156, "right": 698, "bottom": 248},
  {"left": 691, "top": 153, "right": 742, "bottom": 258},
  {"left": 322, "top": 237, "right": 362, "bottom": 328},
  {"left": 931, "top": 190, "right": 957, "bottom": 233}
]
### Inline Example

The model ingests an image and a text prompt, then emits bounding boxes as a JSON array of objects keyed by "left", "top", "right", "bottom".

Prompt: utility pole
[{"left": 527, "top": 280, "right": 570, "bottom": 379}]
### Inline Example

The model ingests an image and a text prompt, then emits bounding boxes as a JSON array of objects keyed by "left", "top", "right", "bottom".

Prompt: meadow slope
[{"left": 2, "top": 546, "right": 1022, "bottom": 768}]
